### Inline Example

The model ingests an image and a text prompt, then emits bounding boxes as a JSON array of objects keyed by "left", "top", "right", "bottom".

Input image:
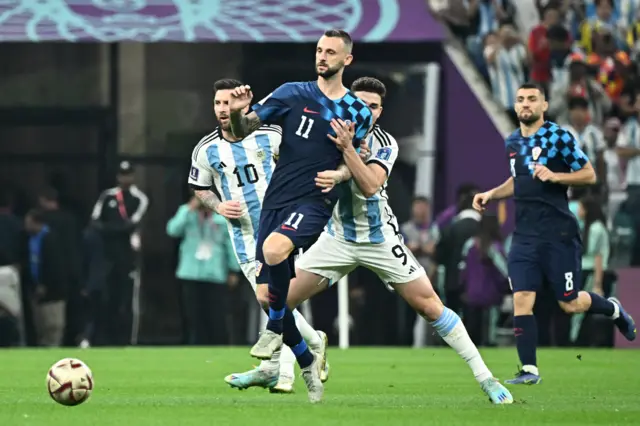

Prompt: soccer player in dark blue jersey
[
  {"left": 473, "top": 82, "right": 636, "bottom": 385},
  {"left": 227, "top": 29, "right": 372, "bottom": 402}
]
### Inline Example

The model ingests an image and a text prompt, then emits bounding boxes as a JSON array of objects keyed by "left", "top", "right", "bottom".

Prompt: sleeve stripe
[
  {"left": 373, "top": 127, "right": 395, "bottom": 148},
  {"left": 129, "top": 186, "right": 149, "bottom": 224},
  {"left": 192, "top": 130, "right": 220, "bottom": 161},
  {"left": 366, "top": 159, "right": 390, "bottom": 176}
]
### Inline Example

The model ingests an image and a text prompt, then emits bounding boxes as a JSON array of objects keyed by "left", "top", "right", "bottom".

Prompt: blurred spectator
[
  {"left": 603, "top": 117, "right": 628, "bottom": 221},
  {"left": 617, "top": 101, "right": 640, "bottom": 264},
  {"left": 484, "top": 25, "right": 528, "bottom": 123},
  {"left": 579, "top": 0, "right": 626, "bottom": 54},
  {"left": 78, "top": 225, "right": 108, "bottom": 348},
  {"left": 612, "top": 61, "right": 639, "bottom": 119},
  {"left": 91, "top": 161, "right": 149, "bottom": 345},
  {"left": 428, "top": 0, "right": 475, "bottom": 40},
  {"left": 38, "top": 187, "right": 84, "bottom": 345},
  {"left": 459, "top": 214, "right": 509, "bottom": 346},
  {"left": 0, "top": 188, "right": 22, "bottom": 266},
  {"left": 570, "top": 196, "right": 614, "bottom": 345},
  {"left": 549, "top": 53, "right": 611, "bottom": 125},
  {"left": 166, "top": 196, "right": 240, "bottom": 345},
  {"left": 0, "top": 250, "right": 21, "bottom": 347},
  {"left": 562, "top": 96, "right": 607, "bottom": 182},
  {"left": 528, "top": 4, "right": 562, "bottom": 92},
  {"left": 401, "top": 196, "right": 436, "bottom": 278},
  {"left": 435, "top": 192, "right": 482, "bottom": 315},
  {"left": 25, "top": 209, "right": 66, "bottom": 347}
]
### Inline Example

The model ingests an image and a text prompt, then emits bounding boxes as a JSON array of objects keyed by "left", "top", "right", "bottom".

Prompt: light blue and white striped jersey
[
  {"left": 325, "top": 125, "right": 401, "bottom": 244},
  {"left": 620, "top": 118, "right": 640, "bottom": 185},
  {"left": 188, "top": 125, "right": 282, "bottom": 263},
  {"left": 486, "top": 43, "right": 527, "bottom": 109}
]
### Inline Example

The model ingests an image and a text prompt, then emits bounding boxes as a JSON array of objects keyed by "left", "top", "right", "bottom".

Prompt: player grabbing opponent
[
  {"left": 473, "top": 82, "right": 636, "bottom": 385},
  {"left": 188, "top": 78, "right": 330, "bottom": 393},
  {"left": 290, "top": 77, "right": 513, "bottom": 404},
  {"left": 227, "top": 30, "right": 373, "bottom": 403}
]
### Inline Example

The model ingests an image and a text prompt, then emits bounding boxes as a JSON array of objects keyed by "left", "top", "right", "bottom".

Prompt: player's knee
[
  {"left": 513, "top": 291, "right": 536, "bottom": 315},
  {"left": 558, "top": 298, "right": 582, "bottom": 314},
  {"left": 255, "top": 284, "right": 270, "bottom": 309},
  {"left": 263, "top": 233, "right": 294, "bottom": 265}
]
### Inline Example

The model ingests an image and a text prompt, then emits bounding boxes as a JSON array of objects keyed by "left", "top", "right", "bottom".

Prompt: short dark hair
[
  {"left": 323, "top": 29, "right": 353, "bottom": 52},
  {"left": 351, "top": 77, "right": 386, "bottom": 101},
  {"left": 39, "top": 187, "right": 58, "bottom": 202},
  {"left": 518, "top": 82, "right": 546, "bottom": 98},
  {"left": 213, "top": 78, "right": 243, "bottom": 94},
  {"left": 26, "top": 208, "right": 45, "bottom": 224},
  {"left": 413, "top": 196, "right": 430, "bottom": 205},
  {"left": 568, "top": 96, "right": 589, "bottom": 110}
]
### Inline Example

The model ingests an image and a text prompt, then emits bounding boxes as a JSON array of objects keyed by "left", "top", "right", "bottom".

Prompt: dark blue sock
[
  {"left": 587, "top": 292, "right": 615, "bottom": 316},
  {"left": 513, "top": 315, "right": 537, "bottom": 368},
  {"left": 266, "top": 260, "right": 291, "bottom": 334},
  {"left": 282, "top": 309, "right": 314, "bottom": 368}
]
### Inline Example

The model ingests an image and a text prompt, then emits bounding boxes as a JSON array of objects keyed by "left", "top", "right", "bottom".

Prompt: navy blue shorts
[
  {"left": 507, "top": 236, "right": 582, "bottom": 302},
  {"left": 255, "top": 202, "right": 332, "bottom": 284}
]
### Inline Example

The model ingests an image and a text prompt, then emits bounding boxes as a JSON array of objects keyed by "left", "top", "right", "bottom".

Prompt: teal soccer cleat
[
  {"left": 481, "top": 378, "right": 514, "bottom": 404},
  {"left": 224, "top": 367, "right": 278, "bottom": 390}
]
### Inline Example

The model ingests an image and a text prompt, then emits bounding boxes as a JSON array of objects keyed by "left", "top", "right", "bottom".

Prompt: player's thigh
[
  {"left": 288, "top": 268, "right": 332, "bottom": 307},
  {"left": 363, "top": 238, "right": 425, "bottom": 286},
  {"left": 541, "top": 239, "right": 582, "bottom": 302},
  {"left": 295, "top": 232, "right": 356, "bottom": 284},
  {"left": 507, "top": 238, "right": 543, "bottom": 295}
]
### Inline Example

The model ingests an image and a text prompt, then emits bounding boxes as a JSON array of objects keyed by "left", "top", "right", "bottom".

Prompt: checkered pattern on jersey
[
  {"left": 519, "top": 122, "right": 588, "bottom": 174},
  {"left": 315, "top": 90, "right": 373, "bottom": 129}
]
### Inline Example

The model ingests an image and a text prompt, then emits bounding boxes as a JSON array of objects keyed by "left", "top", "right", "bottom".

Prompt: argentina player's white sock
[
  {"left": 293, "top": 309, "right": 323, "bottom": 349},
  {"left": 430, "top": 307, "right": 493, "bottom": 383}
]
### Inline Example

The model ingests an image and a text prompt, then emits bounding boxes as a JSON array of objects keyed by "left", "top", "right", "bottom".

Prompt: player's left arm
[{"left": 533, "top": 131, "right": 597, "bottom": 185}]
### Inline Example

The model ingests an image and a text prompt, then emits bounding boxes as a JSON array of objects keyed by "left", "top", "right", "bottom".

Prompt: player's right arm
[
  {"left": 473, "top": 177, "right": 514, "bottom": 212},
  {"left": 229, "top": 84, "right": 292, "bottom": 139},
  {"left": 188, "top": 144, "right": 242, "bottom": 219}
]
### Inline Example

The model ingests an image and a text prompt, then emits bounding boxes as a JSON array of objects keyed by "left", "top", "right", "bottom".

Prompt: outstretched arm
[{"left": 489, "top": 177, "right": 515, "bottom": 200}]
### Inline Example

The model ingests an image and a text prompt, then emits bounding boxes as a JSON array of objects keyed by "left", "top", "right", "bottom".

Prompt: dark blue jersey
[
  {"left": 506, "top": 121, "right": 589, "bottom": 241},
  {"left": 251, "top": 81, "right": 372, "bottom": 210}
]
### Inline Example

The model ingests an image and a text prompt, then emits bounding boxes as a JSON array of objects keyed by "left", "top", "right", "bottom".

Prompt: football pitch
[{"left": 1, "top": 347, "right": 638, "bottom": 425}]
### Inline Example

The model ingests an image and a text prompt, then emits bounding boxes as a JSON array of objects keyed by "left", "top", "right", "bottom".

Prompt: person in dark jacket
[
  {"left": 25, "top": 209, "right": 67, "bottom": 347},
  {"left": 78, "top": 225, "right": 108, "bottom": 348},
  {"left": 39, "top": 187, "right": 84, "bottom": 345},
  {"left": 435, "top": 192, "right": 483, "bottom": 315}
]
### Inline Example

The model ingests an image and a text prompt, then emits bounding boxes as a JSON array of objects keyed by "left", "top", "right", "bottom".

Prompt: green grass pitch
[{"left": 1, "top": 347, "right": 638, "bottom": 425}]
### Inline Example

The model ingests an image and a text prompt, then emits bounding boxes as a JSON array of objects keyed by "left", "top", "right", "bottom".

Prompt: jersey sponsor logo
[
  {"left": 376, "top": 147, "right": 392, "bottom": 161},
  {"left": 190, "top": 166, "right": 199, "bottom": 180},
  {"left": 255, "top": 149, "right": 266, "bottom": 161},
  {"left": 281, "top": 225, "right": 297, "bottom": 232},
  {"left": 303, "top": 106, "right": 320, "bottom": 114},
  {"left": 509, "top": 152, "right": 517, "bottom": 157}
]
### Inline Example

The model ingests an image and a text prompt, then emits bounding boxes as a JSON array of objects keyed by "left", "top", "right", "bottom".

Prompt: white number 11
[{"left": 295, "top": 115, "right": 314, "bottom": 139}]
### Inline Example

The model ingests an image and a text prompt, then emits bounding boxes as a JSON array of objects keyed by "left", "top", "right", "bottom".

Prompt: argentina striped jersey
[
  {"left": 188, "top": 125, "right": 281, "bottom": 263},
  {"left": 326, "top": 125, "right": 401, "bottom": 244}
]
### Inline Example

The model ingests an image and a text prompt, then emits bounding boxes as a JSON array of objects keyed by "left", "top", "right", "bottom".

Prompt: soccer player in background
[
  {"left": 473, "top": 82, "right": 636, "bottom": 385},
  {"left": 189, "top": 79, "right": 331, "bottom": 393},
  {"left": 227, "top": 29, "right": 373, "bottom": 402},
  {"left": 290, "top": 77, "right": 513, "bottom": 404}
]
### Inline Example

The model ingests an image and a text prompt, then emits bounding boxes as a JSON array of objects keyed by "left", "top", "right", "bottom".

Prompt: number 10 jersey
[{"left": 188, "top": 125, "right": 282, "bottom": 263}]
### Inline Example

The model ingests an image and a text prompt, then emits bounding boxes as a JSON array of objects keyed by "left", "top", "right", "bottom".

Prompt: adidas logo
[{"left": 409, "top": 266, "right": 416, "bottom": 274}]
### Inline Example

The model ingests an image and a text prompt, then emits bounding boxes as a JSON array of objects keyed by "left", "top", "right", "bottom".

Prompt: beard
[
  {"left": 517, "top": 111, "right": 540, "bottom": 125},
  {"left": 316, "top": 61, "right": 343, "bottom": 79},
  {"left": 217, "top": 118, "right": 231, "bottom": 131}
]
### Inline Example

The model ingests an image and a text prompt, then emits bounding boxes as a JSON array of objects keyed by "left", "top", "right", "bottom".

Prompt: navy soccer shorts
[
  {"left": 255, "top": 202, "right": 332, "bottom": 284},
  {"left": 507, "top": 236, "right": 582, "bottom": 302}
]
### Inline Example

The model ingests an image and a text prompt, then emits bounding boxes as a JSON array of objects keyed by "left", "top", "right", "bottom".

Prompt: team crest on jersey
[
  {"left": 255, "top": 260, "right": 263, "bottom": 277},
  {"left": 256, "top": 149, "right": 266, "bottom": 161},
  {"left": 376, "top": 147, "right": 392, "bottom": 161},
  {"left": 532, "top": 146, "right": 542, "bottom": 161},
  {"left": 190, "top": 166, "right": 199, "bottom": 180}
]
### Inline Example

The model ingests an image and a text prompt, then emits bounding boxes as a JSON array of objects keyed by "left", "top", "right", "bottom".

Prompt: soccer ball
[{"left": 46, "top": 358, "right": 94, "bottom": 406}]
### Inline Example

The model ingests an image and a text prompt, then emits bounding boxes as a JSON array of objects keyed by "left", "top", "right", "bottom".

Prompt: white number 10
[{"left": 295, "top": 116, "right": 314, "bottom": 139}]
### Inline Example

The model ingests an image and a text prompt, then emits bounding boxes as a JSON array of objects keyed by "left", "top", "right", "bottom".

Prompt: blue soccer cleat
[
  {"left": 609, "top": 297, "right": 636, "bottom": 341},
  {"left": 480, "top": 378, "right": 514, "bottom": 404},
  {"left": 224, "top": 367, "right": 278, "bottom": 390},
  {"left": 504, "top": 369, "right": 542, "bottom": 385}
]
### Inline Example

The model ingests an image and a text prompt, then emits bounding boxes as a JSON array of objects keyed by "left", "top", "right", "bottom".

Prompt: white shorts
[{"left": 296, "top": 232, "right": 425, "bottom": 286}]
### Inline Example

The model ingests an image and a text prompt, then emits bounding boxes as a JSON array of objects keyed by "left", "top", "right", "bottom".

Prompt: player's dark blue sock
[
  {"left": 282, "top": 308, "right": 314, "bottom": 368},
  {"left": 266, "top": 260, "right": 291, "bottom": 334},
  {"left": 513, "top": 315, "right": 537, "bottom": 370},
  {"left": 587, "top": 292, "right": 615, "bottom": 316}
]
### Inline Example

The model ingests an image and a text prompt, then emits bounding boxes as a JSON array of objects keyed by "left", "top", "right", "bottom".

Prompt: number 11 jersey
[
  {"left": 188, "top": 125, "right": 282, "bottom": 263},
  {"left": 252, "top": 81, "right": 372, "bottom": 210}
]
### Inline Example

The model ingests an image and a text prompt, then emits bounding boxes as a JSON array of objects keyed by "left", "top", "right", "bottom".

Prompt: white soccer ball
[{"left": 46, "top": 358, "right": 94, "bottom": 406}]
